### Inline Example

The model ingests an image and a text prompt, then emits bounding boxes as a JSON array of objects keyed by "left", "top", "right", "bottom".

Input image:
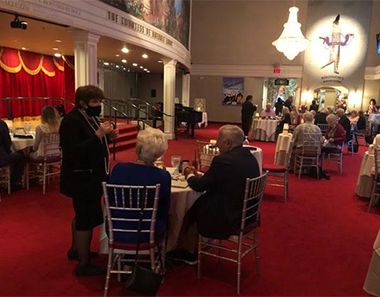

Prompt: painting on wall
[
  {"left": 222, "top": 78, "right": 244, "bottom": 106},
  {"left": 99, "top": 0, "right": 190, "bottom": 48},
  {"left": 267, "top": 78, "right": 297, "bottom": 107}
]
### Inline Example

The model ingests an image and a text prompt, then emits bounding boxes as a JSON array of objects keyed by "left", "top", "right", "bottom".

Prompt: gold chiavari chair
[
  {"left": 197, "top": 172, "right": 268, "bottom": 294},
  {"left": 294, "top": 136, "right": 321, "bottom": 179},
  {"left": 0, "top": 165, "right": 11, "bottom": 201},
  {"left": 102, "top": 183, "right": 166, "bottom": 297},
  {"left": 195, "top": 140, "right": 219, "bottom": 172}
]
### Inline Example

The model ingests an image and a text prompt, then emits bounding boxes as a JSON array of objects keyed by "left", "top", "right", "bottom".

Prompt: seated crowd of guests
[{"left": 0, "top": 104, "right": 65, "bottom": 191}]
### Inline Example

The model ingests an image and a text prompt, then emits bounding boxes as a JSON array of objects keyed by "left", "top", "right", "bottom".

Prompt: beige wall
[
  {"left": 366, "top": 0, "right": 380, "bottom": 67},
  {"left": 103, "top": 69, "right": 135, "bottom": 100},
  {"left": 191, "top": 0, "right": 308, "bottom": 66},
  {"left": 190, "top": 76, "right": 263, "bottom": 123},
  {"left": 363, "top": 80, "right": 380, "bottom": 111}
]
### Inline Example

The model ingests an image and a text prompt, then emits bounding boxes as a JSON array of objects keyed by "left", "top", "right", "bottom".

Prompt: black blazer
[
  {"left": 339, "top": 115, "right": 352, "bottom": 141},
  {"left": 188, "top": 146, "right": 260, "bottom": 239},
  {"left": 0, "top": 120, "right": 11, "bottom": 166},
  {"left": 60, "top": 108, "right": 109, "bottom": 198},
  {"left": 241, "top": 101, "right": 256, "bottom": 120}
]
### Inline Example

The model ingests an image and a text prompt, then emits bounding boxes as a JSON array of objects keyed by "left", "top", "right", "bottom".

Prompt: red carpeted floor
[{"left": 0, "top": 124, "right": 379, "bottom": 296}]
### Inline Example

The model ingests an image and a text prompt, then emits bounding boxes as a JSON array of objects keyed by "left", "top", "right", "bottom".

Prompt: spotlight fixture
[
  {"left": 122, "top": 59, "right": 127, "bottom": 63},
  {"left": 142, "top": 54, "right": 148, "bottom": 59},
  {"left": 140, "top": 66, "right": 143, "bottom": 69},
  {"left": 10, "top": 15, "right": 27, "bottom": 30},
  {"left": 103, "top": 62, "right": 109, "bottom": 66},
  {"left": 132, "top": 63, "right": 138, "bottom": 67},
  {"left": 147, "top": 70, "right": 150, "bottom": 73},
  {"left": 116, "top": 65, "right": 120, "bottom": 68},
  {"left": 143, "top": 68, "right": 148, "bottom": 71},
  {"left": 121, "top": 47, "right": 129, "bottom": 53},
  {"left": 54, "top": 53, "right": 62, "bottom": 58}
]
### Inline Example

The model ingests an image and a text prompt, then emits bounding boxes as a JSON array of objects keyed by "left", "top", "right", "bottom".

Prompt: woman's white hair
[
  {"left": 326, "top": 114, "right": 338, "bottom": 124},
  {"left": 136, "top": 128, "right": 168, "bottom": 163}
]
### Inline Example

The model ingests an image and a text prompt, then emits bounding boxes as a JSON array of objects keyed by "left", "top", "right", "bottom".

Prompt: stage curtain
[{"left": 0, "top": 47, "right": 75, "bottom": 118}]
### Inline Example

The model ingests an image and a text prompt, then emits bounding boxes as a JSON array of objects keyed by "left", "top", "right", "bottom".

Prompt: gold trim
[
  {"left": 0, "top": 48, "right": 22, "bottom": 73},
  {"left": 53, "top": 57, "right": 64, "bottom": 72},
  {"left": 62, "top": 55, "right": 74, "bottom": 70}
]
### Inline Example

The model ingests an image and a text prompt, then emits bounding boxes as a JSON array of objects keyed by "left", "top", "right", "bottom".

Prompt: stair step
[
  {"left": 118, "top": 124, "right": 138, "bottom": 134},
  {"left": 110, "top": 139, "right": 137, "bottom": 152},
  {"left": 117, "top": 131, "right": 138, "bottom": 142}
]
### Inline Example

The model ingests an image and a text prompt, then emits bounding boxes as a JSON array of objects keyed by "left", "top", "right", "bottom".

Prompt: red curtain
[{"left": 0, "top": 47, "right": 75, "bottom": 118}]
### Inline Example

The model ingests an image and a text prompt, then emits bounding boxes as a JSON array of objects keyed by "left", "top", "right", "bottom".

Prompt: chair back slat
[
  {"left": 240, "top": 172, "right": 268, "bottom": 231},
  {"left": 317, "top": 124, "right": 329, "bottom": 134},
  {"left": 102, "top": 183, "right": 161, "bottom": 246},
  {"left": 196, "top": 140, "right": 219, "bottom": 170},
  {"left": 285, "top": 141, "right": 294, "bottom": 170},
  {"left": 42, "top": 133, "right": 61, "bottom": 160}
]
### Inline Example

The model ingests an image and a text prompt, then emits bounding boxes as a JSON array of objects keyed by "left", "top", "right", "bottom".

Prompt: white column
[
  {"left": 72, "top": 30, "right": 100, "bottom": 88},
  {"left": 182, "top": 73, "right": 190, "bottom": 107},
  {"left": 163, "top": 59, "right": 177, "bottom": 139}
]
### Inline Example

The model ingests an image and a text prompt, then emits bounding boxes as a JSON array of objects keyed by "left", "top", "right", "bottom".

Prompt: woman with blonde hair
[{"left": 30, "top": 105, "right": 59, "bottom": 159}]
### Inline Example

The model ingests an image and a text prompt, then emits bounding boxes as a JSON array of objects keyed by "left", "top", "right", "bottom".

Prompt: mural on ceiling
[
  {"left": 99, "top": 0, "right": 190, "bottom": 48},
  {"left": 319, "top": 14, "right": 354, "bottom": 74}
]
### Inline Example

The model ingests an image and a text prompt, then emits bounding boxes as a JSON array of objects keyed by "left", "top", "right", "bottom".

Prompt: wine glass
[
  {"left": 171, "top": 155, "right": 181, "bottom": 175},
  {"left": 24, "top": 122, "right": 31, "bottom": 134}
]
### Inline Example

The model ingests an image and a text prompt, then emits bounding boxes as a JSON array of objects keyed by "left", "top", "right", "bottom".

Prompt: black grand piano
[{"left": 175, "top": 104, "right": 202, "bottom": 138}]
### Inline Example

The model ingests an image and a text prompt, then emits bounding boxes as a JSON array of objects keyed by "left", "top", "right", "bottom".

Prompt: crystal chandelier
[{"left": 272, "top": 6, "right": 309, "bottom": 60}]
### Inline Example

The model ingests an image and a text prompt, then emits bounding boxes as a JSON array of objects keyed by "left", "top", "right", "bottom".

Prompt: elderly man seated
[
  {"left": 260, "top": 104, "right": 276, "bottom": 118},
  {"left": 168, "top": 125, "right": 260, "bottom": 264},
  {"left": 292, "top": 112, "right": 323, "bottom": 155},
  {"left": 336, "top": 108, "right": 352, "bottom": 142}
]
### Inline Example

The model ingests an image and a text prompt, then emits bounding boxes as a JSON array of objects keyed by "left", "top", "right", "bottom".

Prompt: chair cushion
[
  {"left": 28, "top": 156, "right": 61, "bottom": 163},
  {"left": 262, "top": 164, "right": 286, "bottom": 173}
]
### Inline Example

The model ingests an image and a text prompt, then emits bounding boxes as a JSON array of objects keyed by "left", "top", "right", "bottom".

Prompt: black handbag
[{"left": 125, "top": 187, "right": 163, "bottom": 296}]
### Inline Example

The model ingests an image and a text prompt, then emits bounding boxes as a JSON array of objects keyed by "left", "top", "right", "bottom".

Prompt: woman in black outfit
[
  {"left": 275, "top": 106, "right": 292, "bottom": 140},
  {"left": 241, "top": 95, "right": 257, "bottom": 137},
  {"left": 60, "top": 85, "right": 118, "bottom": 276}
]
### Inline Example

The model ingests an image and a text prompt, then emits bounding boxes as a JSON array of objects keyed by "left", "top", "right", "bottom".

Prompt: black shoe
[
  {"left": 167, "top": 249, "right": 198, "bottom": 265},
  {"left": 67, "top": 249, "right": 98, "bottom": 260},
  {"left": 75, "top": 263, "right": 106, "bottom": 276}
]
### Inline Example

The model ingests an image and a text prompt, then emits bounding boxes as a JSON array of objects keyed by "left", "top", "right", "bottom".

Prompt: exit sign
[{"left": 274, "top": 68, "right": 281, "bottom": 74}]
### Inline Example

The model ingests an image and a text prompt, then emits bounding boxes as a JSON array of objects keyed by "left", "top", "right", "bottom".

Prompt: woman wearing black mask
[{"left": 60, "top": 85, "right": 118, "bottom": 276}]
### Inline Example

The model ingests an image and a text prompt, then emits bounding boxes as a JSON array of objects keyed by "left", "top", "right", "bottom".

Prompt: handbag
[{"left": 125, "top": 187, "right": 163, "bottom": 296}]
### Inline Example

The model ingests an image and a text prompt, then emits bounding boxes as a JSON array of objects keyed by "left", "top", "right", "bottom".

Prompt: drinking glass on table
[
  {"left": 171, "top": 155, "right": 181, "bottom": 175},
  {"left": 24, "top": 122, "right": 31, "bottom": 134}
]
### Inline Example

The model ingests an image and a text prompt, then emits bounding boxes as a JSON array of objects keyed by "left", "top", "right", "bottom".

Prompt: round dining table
[
  {"left": 10, "top": 132, "right": 35, "bottom": 152},
  {"left": 251, "top": 118, "right": 279, "bottom": 142},
  {"left": 274, "top": 133, "right": 293, "bottom": 166},
  {"left": 356, "top": 145, "right": 375, "bottom": 198}
]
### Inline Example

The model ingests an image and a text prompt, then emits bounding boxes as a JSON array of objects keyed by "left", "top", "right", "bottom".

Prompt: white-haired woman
[
  {"left": 107, "top": 128, "right": 171, "bottom": 243},
  {"left": 275, "top": 106, "right": 292, "bottom": 140},
  {"left": 322, "top": 114, "right": 346, "bottom": 153}
]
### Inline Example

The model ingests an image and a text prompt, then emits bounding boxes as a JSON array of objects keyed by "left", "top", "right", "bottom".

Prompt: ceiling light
[
  {"left": 272, "top": 6, "right": 309, "bottom": 60},
  {"left": 122, "top": 59, "right": 127, "bottom": 63},
  {"left": 158, "top": 60, "right": 163, "bottom": 63},
  {"left": 132, "top": 63, "right": 138, "bottom": 67},
  {"left": 116, "top": 65, "right": 120, "bottom": 68},
  {"left": 52, "top": 47, "right": 59, "bottom": 51},
  {"left": 115, "top": 54, "right": 120, "bottom": 57},
  {"left": 140, "top": 66, "right": 143, "bottom": 69},
  {"left": 55, "top": 39, "right": 62, "bottom": 43},
  {"left": 21, "top": 47, "right": 26, "bottom": 50},
  {"left": 54, "top": 53, "right": 62, "bottom": 58},
  {"left": 128, "top": 69, "right": 130, "bottom": 72},
  {"left": 121, "top": 47, "right": 129, "bottom": 53},
  {"left": 147, "top": 71, "right": 150, "bottom": 73},
  {"left": 144, "top": 68, "right": 148, "bottom": 71},
  {"left": 142, "top": 54, "right": 148, "bottom": 59},
  {"left": 103, "top": 62, "right": 109, "bottom": 66}
]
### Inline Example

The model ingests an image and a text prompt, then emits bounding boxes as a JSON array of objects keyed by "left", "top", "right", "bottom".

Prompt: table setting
[
  {"left": 274, "top": 133, "right": 293, "bottom": 166},
  {"left": 251, "top": 117, "right": 279, "bottom": 142}
]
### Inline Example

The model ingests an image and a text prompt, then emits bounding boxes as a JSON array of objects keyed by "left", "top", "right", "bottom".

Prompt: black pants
[
  {"left": 242, "top": 118, "right": 252, "bottom": 137},
  {"left": 0, "top": 151, "right": 25, "bottom": 185}
]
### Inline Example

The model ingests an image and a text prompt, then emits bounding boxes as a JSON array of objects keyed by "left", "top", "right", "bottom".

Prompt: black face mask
[{"left": 84, "top": 105, "right": 102, "bottom": 117}]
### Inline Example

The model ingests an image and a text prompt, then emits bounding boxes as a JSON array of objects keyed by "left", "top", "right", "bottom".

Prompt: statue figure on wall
[{"left": 319, "top": 14, "right": 354, "bottom": 74}]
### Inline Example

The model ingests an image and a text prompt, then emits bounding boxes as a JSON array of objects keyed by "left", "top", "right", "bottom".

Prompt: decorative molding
[
  {"left": 365, "top": 66, "right": 380, "bottom": 80},
  {"left": 190, "top": 64, "right": 303, "bottom": 78},
  {"left": 0, "top": 0, "right": 191, "bottom": 67}
]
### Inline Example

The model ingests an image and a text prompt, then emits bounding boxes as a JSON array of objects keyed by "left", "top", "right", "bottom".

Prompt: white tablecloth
[
  {"left": 10, "top": 132, "right": 35, "bottom": 152},
  {"left": 251, "top": 119, "right": 279, "bottom": 142},
  {"left": 274, "top": 133, "right": 293, "bottom": 166},
  {"left": 99, "top": 179, "right": 202, "bottom": 254},
  {"left": 198, "top": 112, "right": 208, "bottom": 128},
  {"left": 364, "top": 229, "right": 380, "bottom": 296},
  {"left": 356, "top": 145, "right": 375, "bottom": 198},
  {"left": 243, "top": 145, "right": 263, "bottom": 173}
]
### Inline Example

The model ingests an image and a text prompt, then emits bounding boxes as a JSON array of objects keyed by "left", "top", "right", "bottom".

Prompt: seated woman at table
[
  {"left": 260, "top": 103, "right": 276, "bottom": 118},
  {"left": 29, "top": 106, "right": 59, "bottom": 159},
  {"left": 0, "top": 119, "right": 25, "bottom": 191},
  {"left": 275, "top": 107, "right": 292, "bottom": 140},
  {"left": 107, "top": 128, "right": 171, "bottom": 244},
  {"left": 322, "top": 114, "right": 346, "bottom": 153}
]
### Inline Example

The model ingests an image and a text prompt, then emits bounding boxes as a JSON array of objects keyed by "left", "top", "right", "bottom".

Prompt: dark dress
[
  {"left": 275, "top": 99, "right": 284, "bottom": 116},
  {"left": 241, "top": 101, "right": 256, "bottom": 136},
  {"left": 107, "top": 163, "right": 171, "bottom": 244},
  {"left": 357, "top": 116, "right": 366, "bottom": 131},
  {"left": 187, "top": 146, "right": 260, "bottom": 239},
  {"left": 60, "top": 108, "right": 110, "bottom": 231},
  {"left": 339, "top": 115, "right": 352, "bottom": 141}
]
